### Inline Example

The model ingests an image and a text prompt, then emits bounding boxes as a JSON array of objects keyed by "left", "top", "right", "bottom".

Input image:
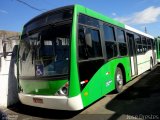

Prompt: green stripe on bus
[{"left": 69, "top": 5, "right": 81, "bottom": 97}]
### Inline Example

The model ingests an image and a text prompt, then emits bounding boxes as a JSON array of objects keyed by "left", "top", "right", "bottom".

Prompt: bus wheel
[
  {"left": 150, "top": 58, "right": 153, "bottom": 70},
  {"left": 115, "top": 67, "right": 123, "bottom": 93}
]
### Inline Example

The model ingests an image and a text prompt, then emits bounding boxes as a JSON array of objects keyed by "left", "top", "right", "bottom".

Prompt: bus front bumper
[{"left": 18, "top": 93, "right": 83, "bottom": 110}]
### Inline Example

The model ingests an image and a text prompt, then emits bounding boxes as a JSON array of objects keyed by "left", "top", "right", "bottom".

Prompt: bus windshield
[{"left": 19, "top": 24, "right": 71, "bottom": 77}]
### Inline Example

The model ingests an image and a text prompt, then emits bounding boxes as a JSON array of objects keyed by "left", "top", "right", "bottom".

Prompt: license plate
[{"left": 33, "top": 98, "right": 43, "bottom": 103}]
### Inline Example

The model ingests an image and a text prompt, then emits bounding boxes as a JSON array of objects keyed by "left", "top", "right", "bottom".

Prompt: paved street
[{"left": 1, "top": 65, "right": 160, "bottom": 120}]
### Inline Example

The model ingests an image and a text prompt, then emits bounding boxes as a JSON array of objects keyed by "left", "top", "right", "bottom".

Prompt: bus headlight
[
  {"left": 58, "top": 87, "right": 68, "bottom": 95},
  {"left": 56, "top": 82, "right": 69, "bottom": 96}
]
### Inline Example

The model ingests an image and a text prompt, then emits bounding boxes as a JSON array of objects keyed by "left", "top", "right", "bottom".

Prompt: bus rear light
[
  {"left": 80, "top": 80, "right": 88, "bottom": 85},
  {"left": 106, "top": 72, "right": 110, "bottom": 75}
]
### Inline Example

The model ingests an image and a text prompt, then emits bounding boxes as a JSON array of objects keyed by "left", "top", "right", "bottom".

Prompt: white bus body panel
[
  {"left": 18, "top": 93, "right": 83, "bottom": 110},
  {"left": 130, "top": 56, "right": 135, "bottom": 76},
  {"left": 137, "top": 50, "right": 153, "bottom": 75}
]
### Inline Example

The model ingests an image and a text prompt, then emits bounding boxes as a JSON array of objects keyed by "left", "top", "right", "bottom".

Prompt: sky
[{"left": 0, "top": 0, "right": 160, "bottom": 37}]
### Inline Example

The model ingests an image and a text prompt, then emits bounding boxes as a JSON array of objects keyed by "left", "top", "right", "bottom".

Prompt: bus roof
[{"left": 23, "top": 4, "right": 154, "bottom": 39}]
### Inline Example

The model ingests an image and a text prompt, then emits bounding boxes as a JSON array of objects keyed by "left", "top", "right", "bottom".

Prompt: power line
[{"left": 16, "top": 0, "right": 45, "bottom": 12}]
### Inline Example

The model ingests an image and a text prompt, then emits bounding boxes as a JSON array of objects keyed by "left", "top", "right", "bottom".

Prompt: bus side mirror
[{"left": 85, "top": 33, "right": 92, "bottom": 47}]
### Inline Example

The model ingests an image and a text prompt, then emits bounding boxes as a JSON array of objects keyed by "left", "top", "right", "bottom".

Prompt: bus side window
[
  {"left": 147, "top": 38, "right": 152, "bottom": 50},
  {"left": 78, "top": 25, "right": 87, "bottom": 60},
  {"left": 85, "top": 28, "right": 102, "bottom": 58},
  {"left": 151, "top": 39, "right": 155, "bottom": 50},
  {"left": 78, "top": 25, "right": 102, "bottom": 60},
  {"left": 79, "top": 14, "right": 100, "bottom": 28},
  {"left": 134, "top": 34, "right": 143, "bottom": 54},
  {"left": 103, "top": 24, "right": 117, "bottom": 59},
  {"left": 116, "top": 29, "right": 127, "bottom": 56},
  {"left": 142, "top": 37, "right": 148, "bottom": 53}
]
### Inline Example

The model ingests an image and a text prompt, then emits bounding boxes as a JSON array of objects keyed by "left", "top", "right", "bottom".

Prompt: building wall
[{"left": 0, "top": 31, "right": 19, "bottom": 107}]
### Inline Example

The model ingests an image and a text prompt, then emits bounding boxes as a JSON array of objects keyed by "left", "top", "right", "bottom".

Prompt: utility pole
[{"left": 145, "top": 26, "right": 147, "bottom": 33}]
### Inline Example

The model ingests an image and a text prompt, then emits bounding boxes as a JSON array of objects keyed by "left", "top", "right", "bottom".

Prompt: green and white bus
[
  {"left": 18, "top": 5, "right": 157, "bottom": 110},
  {"left": 156, "top": 37, "right": 160, "bottom": 62}
]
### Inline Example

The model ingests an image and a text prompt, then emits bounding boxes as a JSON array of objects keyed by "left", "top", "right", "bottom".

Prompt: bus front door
[{"left": 127, "top": 33, "right": 138, "bottom": 77}]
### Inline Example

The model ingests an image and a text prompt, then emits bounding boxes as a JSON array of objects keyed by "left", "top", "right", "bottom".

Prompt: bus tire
[
  {"left": 115, "top": 67, "right": 124, "bottom": 93},
  {"left": 150, "top": 58, "right": 153, "bottom": 70}
]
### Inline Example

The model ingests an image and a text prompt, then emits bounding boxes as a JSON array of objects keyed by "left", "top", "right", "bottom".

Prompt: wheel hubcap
[
  {"left": 117, "top": 73, "right": 123, "bottom": 86},
  {"left": 151, "top": 61, "right": 153, "bottom": 69}
]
